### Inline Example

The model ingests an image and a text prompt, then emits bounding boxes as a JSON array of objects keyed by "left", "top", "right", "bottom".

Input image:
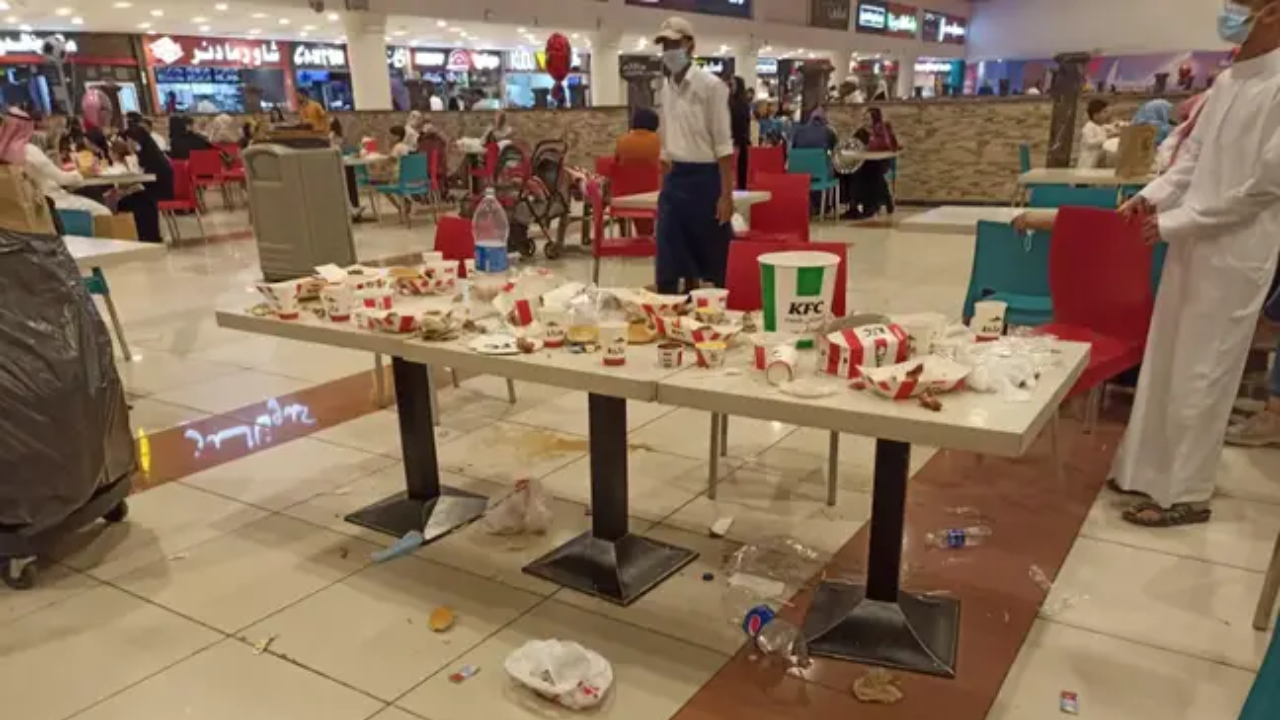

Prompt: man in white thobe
[{"left": 1112, "top": 0, "right": 1280, "bottom": 527}]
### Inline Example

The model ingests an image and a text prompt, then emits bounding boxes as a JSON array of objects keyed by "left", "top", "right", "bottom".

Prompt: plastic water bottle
[
  {"left": 471, "top": 188, "right": 509, "bottom": 276},
  {"left": 741, "top": 605, "right": 810, "bottom": 667},
  {"left": 925, "top": 525, "right": 993, "bottom": 549}
]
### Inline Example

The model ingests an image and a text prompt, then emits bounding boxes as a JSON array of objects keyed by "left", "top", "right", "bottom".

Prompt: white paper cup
[
  {"left": 599, "top": 320, "right": 628, "bottom": 366},
  {"left": 971, "top": 300, "right": 1008, "bottom": 341},
  {"left": 657, "top": 342, "right": 684, "bottom": 369},
  {"left": 275, "top": 291, "right": 300, "bottom": 320},
  {"left": 360, "top": 287, "right": 394, "bottom": 310},
  {"left": 540, "top": 305, "right": 569, "bottom": 348},
  {"left": 695, "top": 341, "right": 727, "bottom": 369},
  {"left": 427, "top": 261, "right": 458, "bottom": 293},
  {"left": 751, "top": 332, "right": 798, "bottom": 370},
  {"left": 321, "top": 283, "right": 355, "bottom": 322},
  {"left": 690, "top": 288, "right": 730, "bottom": 314},
  {"left": 463, "top": 258, "right": 476, "bottom": 278},
  {"left": 894, "top": 312, "right": 948, "bottom": 357},
  {"left": 758, "top": 251, "right": 841, "bottom": 348},
  {"left": 765, "top": 345, "right": 799, "bottom": 386},
  {"left": 421, "top": 251, "right": 444, "bottom": 265}
]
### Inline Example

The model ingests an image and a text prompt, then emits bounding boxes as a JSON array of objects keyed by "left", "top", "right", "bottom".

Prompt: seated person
[
  {"left": 791, "top": 109, "right": 837, "bottom": 151},
  {"left": 388, "top": 125, "right": 415, "bottom": 157},
  {"left": 615, "top": 108, "right": 661, "bottom": 164},
  {"left": 24, "top": 133, "right": 110, "bottom": 217},
  {"left": 485, "top": 110, "right": 514, "bottom": 145}
]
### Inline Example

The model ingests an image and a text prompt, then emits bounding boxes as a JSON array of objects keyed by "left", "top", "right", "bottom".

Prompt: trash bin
[{"left": 245, "top": 144, "right": 356, "bottom": 281}]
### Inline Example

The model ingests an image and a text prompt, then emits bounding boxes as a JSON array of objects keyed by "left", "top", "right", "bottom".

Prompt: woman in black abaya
[{"left": 119, "top": 124, "right": 174, "bottom": 243}]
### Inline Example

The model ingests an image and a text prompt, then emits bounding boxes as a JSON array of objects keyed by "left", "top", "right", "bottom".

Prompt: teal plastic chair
[
  {"left": 1151, "top": 241, "right": 1169, "bottom": 294},
  {"left": 964, "top": 221, "right": 1054, "bottom": 327},
  {"left": 1029, "top": 185, "right": 1119, "bottom": 209},
  {"left": 1018, "top": 144, "right": 1032, "bottom": 173},
  {"left": 787, "top": 148, "right": 841, "bottom": 221},
  {"left": 375, "top": 154, "right": 431, "bottom": 227},
  {"left": 57, "top": 208, "right": 94, "bottom": 237},
  {"left": 1240, "top": 621, "right": 1279, "bottom": 720}
]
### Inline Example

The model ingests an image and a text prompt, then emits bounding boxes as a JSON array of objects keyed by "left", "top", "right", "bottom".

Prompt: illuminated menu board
[
  {"left": 624, "top": 0, "right": 752, "bottom": 20},
  {"left": 855, "top": 2, "right": 920, "bottom": 40},
  {"left": 921, "top": 10, "right": 967, "bottom": 45}
]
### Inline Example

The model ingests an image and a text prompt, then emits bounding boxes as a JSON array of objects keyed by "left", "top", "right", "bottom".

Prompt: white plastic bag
[
  {"left": 482, "top": 479, "right": 553, "bottom": 535},
  {"left": 504, "top": 639, "right": 614, "bottom": 710}
]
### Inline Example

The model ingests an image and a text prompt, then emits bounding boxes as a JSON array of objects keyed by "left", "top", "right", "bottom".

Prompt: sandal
[
  {"left": 1106, "top": 479, "right": 1149, "bottom": 497},
  {"left": 1121, "top": 501, "right": 1212, "bottom": 528}
]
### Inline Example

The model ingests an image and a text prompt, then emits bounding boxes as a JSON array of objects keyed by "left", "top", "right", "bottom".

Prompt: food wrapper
[
  {"left": 361, "top": 309, "right": 419, "bottom": 334},
  {"left": 611, "top": 288, "right": 688, "bottom": 322},
  {"left": 495, "top": 268, "right": 561, "bottom": 326},
  {"left": 652, "top": 315, "right": 741, "bottom": 346},
  {"left": 818, "top": 323, "right": 910, "bottom": 378},
  {"left": 418, "top": 309, "right": 466, "bottom": 341},
  {"left": 849, "top": 357, "right": 971, "bottom": 399}
]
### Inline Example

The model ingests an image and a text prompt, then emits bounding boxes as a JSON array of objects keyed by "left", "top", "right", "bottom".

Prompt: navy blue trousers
[{"left": 656, "top": 162, "right": 731, "bottom": 294}]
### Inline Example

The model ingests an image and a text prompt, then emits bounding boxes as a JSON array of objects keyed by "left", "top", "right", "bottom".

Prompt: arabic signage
[
  {"left": 624, "top": 0, "right": 752, "bottom": 20},
  {"left": 620, "top": 54, "right": 662, "bottom": 79},
  {"left": 915, "top": 59, "right": 955, "bottom": 73},
  {"left": 856, "top": 2, "right": 919, "bottom": 39},
  {"left": 694, "top": 55, "right": 735, "bottom": 77},
  {"left": 505, "top": 48, "right": 588, "bottom": 73},
  {"left": 293, "top": 43, "right": 346, "bottom": 69},
  {"left": 0, "top": 32, "right": 79, "bottom": 57},
  {"left": 922, "top": 10, "right": 967, "bottom": 44},
  {"left": 146, "top": 35, "right": 286, "bottom": 68},
  {"left": 810, "top": 0, "right": 851, "bottom": 30},
  {"left": 386, "top": 47, "right": 500, "bottom": 72},
  {"left": 757, "top": 57, "right": 779, "bottom": 75}
]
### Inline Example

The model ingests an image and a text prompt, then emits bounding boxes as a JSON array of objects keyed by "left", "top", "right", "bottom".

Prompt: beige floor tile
[
  {"left": 0, "top": 585, "right": 219, "bottom": 720},
  {"left": 312, "top": 409, "right": 468, "bottom": 459},
  {"left": 244, "top": 556, "right": 542, "bottom": 701},
  {"left": 151, "top": 369, "right": 314, "bottom": 416},
  {"left": 1082, "top": 487, "right": 1280, "bottom": 572},
  {"left": 398, "top": 600, "right": 728, "bottom": 720},
  {"left": 435, "top": 376, "right": 568, "bottom": 433},
  {"left": 372, "top": 708, "right": 425, "bottom": 720},
  {"left": 437, "top": 421, "right": 587, "bottom": 485},
  {"left": 539, "top": 447, "right": 739, "bottom": 522},
  {"left": 1048, "top": 537, "right": 1271, "bottom": 671},
  {"left": 0, "top": 562, "right": 99, "bottom": 628},
  {"left": 193, "top": 335, "right": 378, "bottom": 383},
  {"left": 664, "top": 461, "right": 872, "bottom": 554},
  {"left": 54, "top": 482, "right": 268, "bottom": 581},
  {"left": 552, "top": 525, "right": 748, "bottom": 655},
  {"left": 1218, "top": 446, "right": 1280, "bottom": 505},
  {"left": 113, "top": 514, "right": 375, "bottom": 633},
  {"left": 509, "top": 392, "right": 676, "bottom": 436},
  {"left": 182, "top": 437, "right": 397, "bottom": 511},
  {"left": 769, "top": 427, "right": 939, "bottom": 476},
  {"left": 71, "top": 638, "right": 383, "bottom": 720},
  {"left": 115, "top": 349, "right": 242, "bottom": 397},
  {"left": 627, "top": 408, "right": 794, "bottom": 461},
  {"left": 989, "top": 621, "right": 1254, "bottom": 720},
  {"left": 127, "top": 397, "right": 210, "bottom": 435}
]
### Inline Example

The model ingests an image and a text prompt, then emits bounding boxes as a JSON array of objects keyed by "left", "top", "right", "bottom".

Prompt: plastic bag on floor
[
  {"left": 482, "top": 479, "right": 553, "bottom": 535},
  {"left": 504, "top": 639, "right": 614, "bottom": 710},
  {"left": 722, "top": 537, "right": 827, "bottom": 624}
]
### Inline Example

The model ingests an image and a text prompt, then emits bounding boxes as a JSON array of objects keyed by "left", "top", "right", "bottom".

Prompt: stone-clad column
[{"left": 1046, "top": 52, "right": 1090, "bottom": 168}]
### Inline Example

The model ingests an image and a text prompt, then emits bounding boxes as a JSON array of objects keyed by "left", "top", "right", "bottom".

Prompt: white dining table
[
  {"left": 899, "top": 206, "right": 1059, "bottom": 235},
  {"left": 1018, "top": 167, "right": 1154, "bottom": 187},
  {"left": 78, "top": 173, "right": 156, "bottom": 187},
  {"left": 611, "top": 189, "right": 772, "bottom": 211},
  {"left": 66, "top": 235, "right": 165, "bottom": 361}
]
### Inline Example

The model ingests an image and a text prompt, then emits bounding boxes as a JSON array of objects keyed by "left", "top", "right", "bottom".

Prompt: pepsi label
[{"left": 742, "top": 605, "right": 775, "bottom": 638}]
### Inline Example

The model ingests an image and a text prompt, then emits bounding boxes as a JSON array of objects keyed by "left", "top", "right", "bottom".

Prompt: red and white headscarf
[{"left": 0, "top": 108, "right": 34, "bottom": 165}]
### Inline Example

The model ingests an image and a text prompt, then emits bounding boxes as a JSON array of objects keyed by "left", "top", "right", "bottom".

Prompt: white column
[
  {"left": 343, "top": 11, "right": 392, "bottom": 111},
  {"left": 897, "top": 53, "right": 918, "bottom": 99},
  {"left": 831, "top": 47, "right": 850, "bottom": 90},
  {"left": 591, "top": 30, "right": 622, "bottom": 107},
  {"left": 735, "top": 37, "right": 761, "bottom": 95}
]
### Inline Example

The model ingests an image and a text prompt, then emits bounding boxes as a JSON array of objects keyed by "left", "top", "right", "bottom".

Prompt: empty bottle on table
[
  {"left": 741, "top": 605, "right": 810, "bottom": 667},
  {"left": 471, "top": 187, "right": 509, "bottom": 276},
  {"left": 925, "top": 525, "right": 993, "bottom": 549}
]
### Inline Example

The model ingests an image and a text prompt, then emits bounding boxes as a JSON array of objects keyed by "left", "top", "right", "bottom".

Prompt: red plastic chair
[
  {"left": 725, "top": 239, "right": 846, "bottom": 317},
  {"left": 587, "top": 179, "right": 655, "bottom": 284},
  {"left": 607, "top": 159, "right": 661, "bottom": 233},
  {"left": 738, "top": 172, "right": 812, "bottom": 244},
  {"left": 595, "top": 156, "right": 615, "bottom": 178},
  {"left": 157, "top": 159, "right": 205, "bottom": 243},
  {"left": 188, "top": 148, "right": 233, "bottom": 210},
  {"left": 1038, "top": 207, "right": 1155, "bottom": 428},
  {"left": 749, "top": 146, "right": 786, "bottom": 184},
  {"left": 433, "top": 215, "right": 476, "bottom": 277}
]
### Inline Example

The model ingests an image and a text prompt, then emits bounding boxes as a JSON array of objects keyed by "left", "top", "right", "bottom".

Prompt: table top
[
  {"left": 898, "top": 206, "right": 1059, "bottom": 235},
  {"left": 344, "top": 155, "right": 388, "bottom": 166},
  {"left": 657, "top": 344, "right": 1089, "bottom": 458},
  {"left": 64, "top": 235, "right": 166, "bottom": 270},
  {"left": 612, "top": 189, "right": 772, "bottom": 211},
  {"left": 1018, "top": 168, "right": 1154, "bottom": 187},
  {"left": 78, "top": 173, "right": 156, "bottom": 187},
  {"left": 837, "top": 150, "right": 900, "bottom": 161}
]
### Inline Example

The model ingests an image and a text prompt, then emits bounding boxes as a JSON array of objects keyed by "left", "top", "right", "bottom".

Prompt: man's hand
[
  {"left": 1119, "top": 195, "right": 1155, "bottom": 219},
  {"left": 1140, "top": 211, "right": 1163, "bottom": 246},
  {"left": 660, "top": 160, "right": 671, "bottom": 176},
  {"left": 716, "top": 194, "right": 734, "bottom": 225}
]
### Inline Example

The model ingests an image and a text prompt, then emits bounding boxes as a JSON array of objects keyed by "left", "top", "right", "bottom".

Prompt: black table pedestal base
[
  {"left": 804, "top": 581, "right": 960, "bottom": 678},
  {"left": 524, "top": 531, "right": 697, "bottom": 606},
  {"left": 344, "top": 488, "right": 488, "bottom": 542}
]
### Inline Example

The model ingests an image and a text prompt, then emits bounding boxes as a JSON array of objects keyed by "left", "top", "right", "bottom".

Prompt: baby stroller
[{"left": 508, "top": 139, "right": 574, "bottom": 260}]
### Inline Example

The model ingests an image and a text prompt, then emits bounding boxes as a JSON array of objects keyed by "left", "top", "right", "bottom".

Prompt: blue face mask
[
  {"left": 1219, "top": 2, "right": 1255, "bottom": 43},
  {"left": 662, "top": 48, "right": 690, "bottom": 76}
]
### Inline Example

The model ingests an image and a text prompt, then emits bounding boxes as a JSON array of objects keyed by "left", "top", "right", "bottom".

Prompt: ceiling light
[
  {"left": 326, "top": 12, "right": 339, "bottom": 21},
  {"left": 150, "top": 9, "right": 163, "bottom": 16},
  {"left": 448, "top": 26, "right": 461, "bottom": 33},
  {"left": 213, "top": 2, "right": 226, "bottom": 9},
  {"left": 198, "top": 24, "right": 209, "bottom": 32},
  {"left": 71, "top": 16, "right": 83, "bottom": 24},
  {"left": 147, "top": 30, "right": 156, "bottom": 35},
  {"left": 298, "top": 31, "right": 307, "bottom": 37},
  {"left": 0, "top": 2, "right": 9, "bottom": 9},
  {"left": 192, "top": 15, "right": 206, "bottom": 22},
  {"left": 383, "top": 35, "right": 390, "bottom": 41},
  {"left": 762, "top": 45, "right": 772, "bottom": 53},
  {"left": 517, "top": 26, "right": 526, "bottom": 32},
  {"left": 302, "top": 24, "right": 314, "bottom": 30},
  {"left": 54, "top": 7, "right": 72, "bottom": 16},
  {"left": 248, "top": 28, "right": 261, "bottom": 35},
  {"left": 436, "top": 19, "right": 447, "bottom": 27},
  {"left": 5, "top": 16, "right": 16, "bottom": 23},
  {"left": 113, "top": 1, "right": 132, "bottom": 7},
  {"left": 136, "top": 22, "right": 150, "bottom": 29},
  {"left": 278, "top": 18, "right": 290, "bottom": 25},
  {"left": 251, "top": 12, "right": 266, "bottom": 18},
  {"left": 571, "top": 33, "right": 580, "bottom": 39},
  {"left": 18, "top": 22, "right": 30, "bottom": 30}
]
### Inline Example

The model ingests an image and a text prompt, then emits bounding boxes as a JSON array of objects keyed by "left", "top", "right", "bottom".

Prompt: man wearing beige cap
[{"left": 653, "top": 16, "right": 735, "bottom": 293}]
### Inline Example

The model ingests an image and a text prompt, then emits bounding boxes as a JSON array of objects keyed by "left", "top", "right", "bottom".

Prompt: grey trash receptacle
[{"left": 245, "top": 144, "right": 356, "bottom": 281}]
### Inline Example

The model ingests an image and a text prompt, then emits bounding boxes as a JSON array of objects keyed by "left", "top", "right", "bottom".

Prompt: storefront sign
[
  {"left": 856, "top": 2, "right": 918, "bottom": 39},
  {"left": 293, "top": 44, "right": 346, "bottom": 69},
  {"left": 147, "top": 35, "right": 285, "bottom": 67},
  {"left": 809, "top": 0, "right": 850, "bottom": 30},
  {"left": 619, "top": 54, "right": 662, "bottom": 79},
  {"left": 757, "top": 57, "right": 779, "bottom": 76},
  {"left": 914, "top": 59, "right": 954, "bottom": 73},
  {"left": 506, "top": 48, "right": 587, "bottom": 73},
  {"left": 387, "top": 47, "right": 453, "bottom": 71},
  {"left": 922, "top": 10, "right": 966, "bottom": 44},
  {"left": 624, "top": 0, "right": 751, "bottom": 20},
  {"left": 0, "top": 32, "right": 78, "bottom": 57},
  {"left": 694, "top": 55, "right": 735, "bottom": 77}
]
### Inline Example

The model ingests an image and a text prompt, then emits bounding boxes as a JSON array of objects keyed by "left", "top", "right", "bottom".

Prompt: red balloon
[{"left": 545, "top": 33, "right": 572, "bottom": 107}]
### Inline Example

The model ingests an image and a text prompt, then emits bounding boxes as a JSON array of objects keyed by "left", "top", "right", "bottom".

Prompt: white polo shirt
[{"left": 658, "top": 65, "right": 734, "bottom": 164}]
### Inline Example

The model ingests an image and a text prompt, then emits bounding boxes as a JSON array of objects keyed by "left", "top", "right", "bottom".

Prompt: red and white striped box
[{"left": 818, "top": 323, "right": 910, "bottom": 379}]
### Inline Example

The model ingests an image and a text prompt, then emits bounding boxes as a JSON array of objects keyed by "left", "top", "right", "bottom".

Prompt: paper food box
[{"left": 818, "top": 323, "right": 910, "bottom": 378}]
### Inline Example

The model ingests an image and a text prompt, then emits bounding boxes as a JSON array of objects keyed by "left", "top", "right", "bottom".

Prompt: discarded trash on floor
[
  {"left": 852, "top": 668, "right": 904, "bottom": 704},
  {"left": 482, "top": 479, "right": 552, "bottom": 536},
  {"left": 723, "top": 537, "right": 826, "bottom": 626},
  {"left": 449, "top": 664, "right": 480, "bottom": 684},
  {"left": 741, "top": 605, "right": 810, "bottom": 669},
  {"left": 1029, "top": 564, "right": 1089, "bottom": 617},
  {"left": 925, "top": 525, "right": 992, "bottom": 549},
  {"left": 429, "top": 606, "right": 456, "bottom": 633},
  {"left": 1060, "top": 690, "right": 1080, "bottom": 714},
  {"left": 1029, "top": 564, "right": 1053, "bottom": 592},
  {"left": 709, "top": 517, "right": 734, "bottom": 538},
  {"left": 167, "top": 552, "right": 189, "bottom": 561},
  {"left": 702, "top": 572, "right": 716, "bottom": 582},
  {"left": 252, "top": 634, "right": 278, "bottom": 655},
  {"left": 505, "top": 639, "right": 614, "bottom": 710},
  {"left": 338, "top": 547, "right": 350, "bottom": 560},
  {"left": 371, "top": 530, "right": 426, "bottom": 563}
]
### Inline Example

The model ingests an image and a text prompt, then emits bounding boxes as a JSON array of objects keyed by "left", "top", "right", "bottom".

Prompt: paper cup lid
[{"left": 757, "top": 251, "right": 841, "bottom": 269}]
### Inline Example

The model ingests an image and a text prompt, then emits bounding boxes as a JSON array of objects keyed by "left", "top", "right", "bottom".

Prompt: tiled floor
[{"left": 2, "top": 207, "right": 1274, "bottom": 720}]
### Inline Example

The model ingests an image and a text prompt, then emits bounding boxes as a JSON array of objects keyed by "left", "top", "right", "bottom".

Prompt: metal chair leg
[
  {"left": 1255, "top": 531, "right": 1280, "bottom": 631},
  {"left": 592, "top": 257, "right": 601, "bottom": 285},
  {"left": 720, "top": 414, "right": 729, "bottom": 456},
  {"left": 708, "top": 413, "right": 721, "bottom": 499},
  {"left": 450, "top": 367, "right": 460, "bottom": 388},
  {"left": 195, "top": 209, "right": 207, "bottom": 240},
  {"left": 827, "top": 431, "right": 840, "bottom": 507},
  {"left": 94, "top": 269, "right": 133, "bottom": 361},
  {"left": 1084, "top": 386, "right": 1102, "bottom": 435},
  {"left": 506, "top": 378, "right": 518, "bottom": 404}
]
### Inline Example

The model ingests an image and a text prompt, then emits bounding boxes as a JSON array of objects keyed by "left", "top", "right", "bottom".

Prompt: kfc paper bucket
[
  {"left": 758, "top": 251, "right": 841, "bottom": 348},
  {"left": 818, "top": 323, "right": 910, "bottom": 379}
]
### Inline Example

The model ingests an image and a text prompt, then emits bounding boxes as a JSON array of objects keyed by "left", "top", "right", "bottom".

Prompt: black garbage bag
[{"left": 0, "top": 228, "right": 135, "bottom": 529}]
